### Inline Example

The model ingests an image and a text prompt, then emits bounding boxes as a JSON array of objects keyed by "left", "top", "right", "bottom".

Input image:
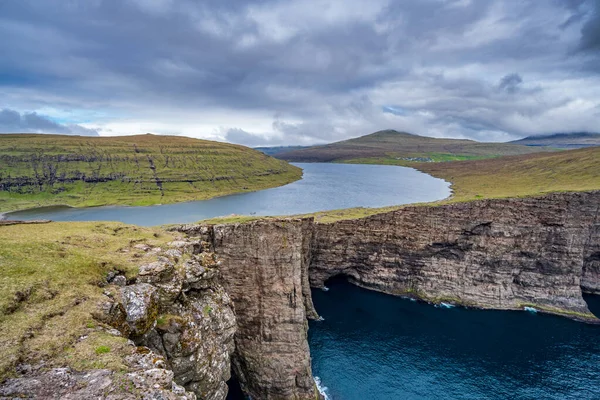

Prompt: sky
[{"left": 0, "top": 0, "right": 599, "bottom": 145}]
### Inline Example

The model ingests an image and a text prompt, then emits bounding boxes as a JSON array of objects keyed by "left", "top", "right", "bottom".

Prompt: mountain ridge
[{"left": 277, "top": 129, "right": 553, "bottom": 163}]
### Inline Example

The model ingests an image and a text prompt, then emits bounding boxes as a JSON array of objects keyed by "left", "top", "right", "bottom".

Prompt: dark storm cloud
[
  {"left": 0, "top": 109, "right": 99, "bottom": 136},
  {"left": 580, "top": 0, "right": 600, "bottom": 51},
  {"left": 0, "top": 0, "right": 599, "bottom": 144},
  {"left": 498, "top": 74, "right": 523, "bottom": 93}
]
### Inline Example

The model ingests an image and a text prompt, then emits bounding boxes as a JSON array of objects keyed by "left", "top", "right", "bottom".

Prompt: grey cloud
[
  {"left": 580, "top": 1, "right": 600, "bottom": 51},
  {"left": 0, "top": 0, "right": 599, "bottom": 144},
  {"left": 0, "top": 109, "right": 99, "bottom": 136},
  {"left": 498, "top": 74, "right": 523, "bottom": 93}
]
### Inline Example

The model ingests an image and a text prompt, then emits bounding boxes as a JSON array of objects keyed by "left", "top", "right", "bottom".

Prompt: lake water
[
  {"left": 6, "top": 163, "right": 451, "bottom": 226},
  {"left": 309, "top": 278, "right": 600, "bottom": 400}
]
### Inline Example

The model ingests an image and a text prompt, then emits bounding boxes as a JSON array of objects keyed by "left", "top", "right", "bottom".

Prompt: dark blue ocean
[{"left": 308, "top": 279, "right": 600, "bottom": 400}]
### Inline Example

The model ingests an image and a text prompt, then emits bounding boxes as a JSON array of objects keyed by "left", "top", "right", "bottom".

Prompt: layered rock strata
[
  {"left": 310, "top": 191, "right": 600, "bottom": 320},
  {"left": 178, "top": 221, "right": 322, "bottom": 400},
  {"left": 173, "top": 191, "right": 600, "bottom": 399}
]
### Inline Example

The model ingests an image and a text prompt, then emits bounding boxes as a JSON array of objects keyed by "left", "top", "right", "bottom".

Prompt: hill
[
  {"left": 254, "top": 145, "right": 310, "bottom": 156},
  {"left": 0, "top": 134, "right": 301, "bottom": 212},
  {"left": 277, "top": 130, "right": 553, "bottom": 163},
  {"left": 417, "top": 146, "right": 600, "bottom": 202},
  {"left": 510, "top": 132, "right": 600, "bottom": 149}
]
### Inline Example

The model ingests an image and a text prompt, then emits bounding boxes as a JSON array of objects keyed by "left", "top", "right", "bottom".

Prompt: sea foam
[{"left": 314, "top": 376, "right": 330, "bottom": 400}]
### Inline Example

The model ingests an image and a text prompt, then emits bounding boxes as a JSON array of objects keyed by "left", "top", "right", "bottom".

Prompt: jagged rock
[
  {"left": 0, "top": 361, "right": 196, "bottom": 399},
  {"left": 175, "top": 192, "right": 600, "bottom": 400},
  {"left": 164, "top": 248, "right": 183, "bottom": 262},
  {"left": 113, "top": 275, "right": 127, "bottom": 286},
  {"left": 118, "top": 241, "right": 236, "bottom": 399},
  {"left": 120, "top": 283, "right": 159, "bottom": 336},
  {"left": 92, "top": 296, "right": 130, "bottom": 336},
  {"left": 137, "top": 259, "right": 183, "bottom": 303}
]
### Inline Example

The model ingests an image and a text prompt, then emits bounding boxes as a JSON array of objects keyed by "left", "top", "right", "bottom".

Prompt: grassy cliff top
[
  {"left": 416, "top": 146, "right": 600, "bottom": 202},
  {"left": 278, "top": 130, "right": 553, "bottom": 163},
  {"left": 0, "top": 134, "right": 302, "bottom": 212},
  {"left": 0, "top": 221, "right": 179, "bottom": 380}
]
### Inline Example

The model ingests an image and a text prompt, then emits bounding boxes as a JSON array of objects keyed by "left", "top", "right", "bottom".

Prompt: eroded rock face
[
  {"left": 180, "top": 219, "right": 322, "bottom": 400},
  {"left": 310, "top": 191, "right": 600, "bottom": 320},
  {"left": 0, "top": 348, "right": 196, "bottom": 400},
  {"left": 172, "top": 191, "right": 600, "bottom": 400},
  {"left": 97, "top": 243, "right": 237, "bottom": 400}
]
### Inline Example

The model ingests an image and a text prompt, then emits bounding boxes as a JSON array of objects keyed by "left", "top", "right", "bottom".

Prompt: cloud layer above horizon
[{"left": 0, "top": 0, "right": 599, "bottom": 145}]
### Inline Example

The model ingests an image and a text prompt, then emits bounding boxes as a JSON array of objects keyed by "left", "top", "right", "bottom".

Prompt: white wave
[
  {"left": 322, "top": 286, "right": 330, "bottom": 292},
  {"left": 524, "top": 306, "right": 538, "bottom": 313},
  {"left": 316, "top": 316, "right": 325, "bottom": 321},
  {"left": 436, "top": 302, "right": 455, "bottom": 309},
  {"left": 314, "top": 376, "right": 331, "bottom": 400}
]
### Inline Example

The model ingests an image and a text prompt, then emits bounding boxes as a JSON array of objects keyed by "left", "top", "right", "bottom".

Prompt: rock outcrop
[
  {"left": 96, "top": 240, "right": 237, "bottom": 400},
  {"left": 5, "top": 191, "right": 598, "bottom": 400},
  {"left": 178, "top": 221, "right": 322, "bottom": 400},
  {"left": 0, "top": 349, "right": 195, "bottom": 400}
]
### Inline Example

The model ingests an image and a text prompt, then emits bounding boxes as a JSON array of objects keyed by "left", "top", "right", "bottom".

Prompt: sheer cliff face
[
  {"left": 311, "top": 191, "right": 600, "bottom": 320},
  {"left": 181, "top": 220, "right": 321, "bottom": 400},
  {"left": 175, "top": 191, "right": 599, "bottom": 400}
]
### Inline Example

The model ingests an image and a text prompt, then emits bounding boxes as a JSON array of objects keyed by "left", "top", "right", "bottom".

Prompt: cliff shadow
[
  {"left": 583, "top": 294, "right": 600, "bottom": 318},
  {"left": 226, "top": 373, "right": 244, "bottom": 400}
]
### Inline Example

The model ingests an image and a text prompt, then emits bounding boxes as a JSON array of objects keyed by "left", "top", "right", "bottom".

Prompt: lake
[
  {"left": 309, "top": 278, "right": 600, "bottom": 400},
  {"left": 6, "top": 163, "right": 451, "bottom": 226}
]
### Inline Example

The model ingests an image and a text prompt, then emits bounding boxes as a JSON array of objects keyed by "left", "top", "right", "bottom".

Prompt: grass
[
  {"left": 417, "top": 146, "right": 600, "bottom": 202},
  {"left": 0, "top": 133, "right": 302, "bottom": 212},
  {"left": 0, "top": 221, "right": 180, "bottom": 380},
  {"left": 279, "top": 130, "right": 553, "bottom": 163}
]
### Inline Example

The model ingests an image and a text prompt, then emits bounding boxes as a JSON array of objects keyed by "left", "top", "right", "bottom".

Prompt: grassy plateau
[
  {"left": 0, "top": 220, "right": 180, "bottom": 380},
  {"left": 0, "top": 133, "right": 302, "bottom": 212}
]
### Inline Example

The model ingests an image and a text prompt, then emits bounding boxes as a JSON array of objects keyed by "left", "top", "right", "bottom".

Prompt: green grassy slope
[
  {"left": 417, "top": 146, "right": 600, "bottom": 202},
  {"left": 278, "top": 130, "right": 554, "bottom": 163},
  {"left": 0, "top": 134, "right": 302, "bottom": 212},
  {"left": 0, "top": 221, "right": 179, "bottom": 380}
]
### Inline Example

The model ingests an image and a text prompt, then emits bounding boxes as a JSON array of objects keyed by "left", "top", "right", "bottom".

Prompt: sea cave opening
[{"left": 583, "top": 292, "right": 600, "bottom": 318}]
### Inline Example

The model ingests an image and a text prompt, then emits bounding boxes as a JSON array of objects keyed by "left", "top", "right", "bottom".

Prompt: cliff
[
  {"left": 170, "top": 191, "right": 600, "bottom": 399},
  {"left": 177, "top": 221, "right": 322, "bottom": 400},
  {"left": 310, "top": 191, "right": 600, "bottom": 321},
  {"left": 3, "top": 191, "right": 599, "bottom": 399}
]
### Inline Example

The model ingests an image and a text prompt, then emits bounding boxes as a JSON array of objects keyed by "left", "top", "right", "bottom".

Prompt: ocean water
[
  {"left": 308, "top": 279, "right": 600, "bottom": 400},
  {"left": 6, "top": 163, "right": 450, "bottom": 226}
]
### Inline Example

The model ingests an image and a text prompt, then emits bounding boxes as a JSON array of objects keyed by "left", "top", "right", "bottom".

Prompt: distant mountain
[
  {"left": 254, "top": 145, "right": 310, "bottom": 156},
  {"left": 510, "top": 132, "right": 600, "bottom": 149},
  {"left": 277, "top": 130, "right": 552, "bottom": 163}
]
